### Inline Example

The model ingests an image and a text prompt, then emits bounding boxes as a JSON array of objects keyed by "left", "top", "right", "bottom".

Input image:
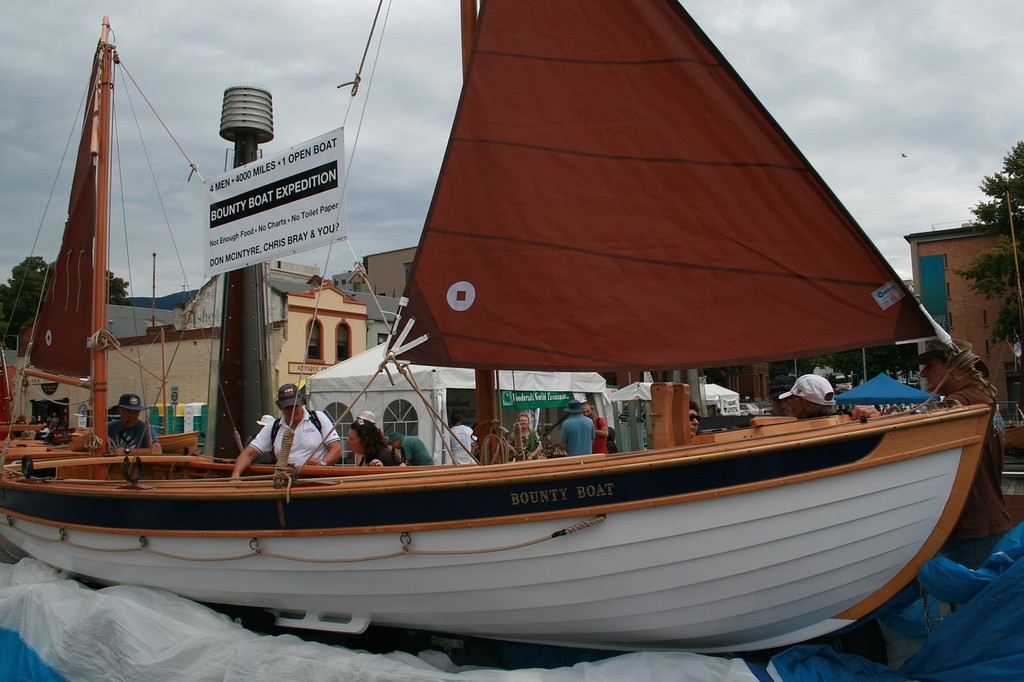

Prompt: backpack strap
[
  {"left": 269, "top": 409, "right": 324, "bottom": 455},
  {"left": 270, "top": 419, "right": 281, "bottom": 451}
]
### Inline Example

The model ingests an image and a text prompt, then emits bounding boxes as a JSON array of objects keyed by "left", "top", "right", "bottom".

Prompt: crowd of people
[{"left": 224, "top": 336, "right": 1017, "bottom": 565}]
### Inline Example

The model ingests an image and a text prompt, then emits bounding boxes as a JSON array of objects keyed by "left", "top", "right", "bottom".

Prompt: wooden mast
[
  {"left": 18, "top": 18, "right": 115, "bottom": 447},
  {"left": 91, "top": 17, "right": 115, "bottom": 451},
  {"left": 460, "top": 0, "right": 497, "bottom": 445}
]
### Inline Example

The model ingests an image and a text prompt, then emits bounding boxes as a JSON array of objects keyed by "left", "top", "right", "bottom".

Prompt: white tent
[
  {"left": 609, "top": 382, "right": 740, "bottom": 415},
  {"left": 703, "top": 383, "right": 741, "bottom": 416},
  {"left": 305, "top": 344, "right": 612, "bottom": 463}
]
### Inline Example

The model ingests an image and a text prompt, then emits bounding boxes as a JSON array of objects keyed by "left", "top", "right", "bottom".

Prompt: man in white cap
[
  {"left": 778, "top": 374, "right": 837, "bottom": 420},
  {"left": 231, "top": 383, "right": 342, "bottom": 477}
]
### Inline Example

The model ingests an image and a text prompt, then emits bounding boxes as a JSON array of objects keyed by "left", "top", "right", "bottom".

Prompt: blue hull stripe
[{"left": 2, "top": 437, "right": 880, "bottom": 532}]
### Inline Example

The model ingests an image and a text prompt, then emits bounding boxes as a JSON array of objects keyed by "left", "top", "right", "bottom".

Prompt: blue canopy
[{"left": 834, "top": 373, "right": 934, "bottom": 405}]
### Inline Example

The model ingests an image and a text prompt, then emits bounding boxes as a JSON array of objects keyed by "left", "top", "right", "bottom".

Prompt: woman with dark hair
[
  {"left": 349, "top": 420, "right": 403, "bottom": 466},
  {"left": 689, "top": 401, "right": 701, "bottom": 438}
]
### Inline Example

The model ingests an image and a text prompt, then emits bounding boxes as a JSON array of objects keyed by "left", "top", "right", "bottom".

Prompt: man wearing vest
[{"left": 231, "top": 383, "right": 342, "bottom": 477}]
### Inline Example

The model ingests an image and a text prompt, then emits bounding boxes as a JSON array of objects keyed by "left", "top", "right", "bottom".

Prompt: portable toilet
[
  {"left": 183, "top": 402, "right": 205, "bottom": 432},
  {"left": 150, "top": 404, "right": 170, "bottom": 434}
]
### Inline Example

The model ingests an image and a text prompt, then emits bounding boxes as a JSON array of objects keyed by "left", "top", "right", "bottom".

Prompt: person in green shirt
[{"left": 386, "top": 431, "right": 435, "bottom": 466}]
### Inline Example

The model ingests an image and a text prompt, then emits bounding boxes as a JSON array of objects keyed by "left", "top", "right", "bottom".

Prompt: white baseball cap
[
  {"left": 778, "top": 374, "right": 836, "bottom": 406},
  {"left": 256, "top": 414, "right": 276, "bottom": 427}
]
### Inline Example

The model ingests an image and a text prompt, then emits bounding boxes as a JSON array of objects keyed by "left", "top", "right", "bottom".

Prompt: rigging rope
[
  {"left": 117, "top": 61, "right": 204, "bottom": 183},
  {"left": 393, "top": 357, "right": 481, "bottom": 466},
  {"left": 337, "top": 0, "right": 387, "bottom": 96},
  {"left": 479, "top": 425, "right": 514, "bottom": 466},
  {"left": 4, "top": 513, "right": 606, "bottom": 565}
]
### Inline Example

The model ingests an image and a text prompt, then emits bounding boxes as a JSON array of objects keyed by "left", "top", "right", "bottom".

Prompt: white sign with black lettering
[{"left": 203, "top": 127, "right": 346, "bottom": 276}]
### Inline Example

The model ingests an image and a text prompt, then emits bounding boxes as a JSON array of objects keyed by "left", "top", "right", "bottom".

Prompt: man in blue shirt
[
  {"left": 560, "top": 399, "right": 594, "bottom": 456},
  {"left": 107, "top": 393, "right": 162, "bottom": 455}
]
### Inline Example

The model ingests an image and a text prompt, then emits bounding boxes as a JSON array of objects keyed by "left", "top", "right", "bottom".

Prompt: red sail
[
  {"left": 28, "top": 50, "right": 103, "bottom": 379},
  {"left": 397, "top": 0, "right": 933, "bottom": 371}
]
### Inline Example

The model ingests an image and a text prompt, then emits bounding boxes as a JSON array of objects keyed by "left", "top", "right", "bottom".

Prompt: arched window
[
  {"left": 322, "top": 401, "right": 352, "bottom": 465},
  {"left": 383, "top": 399, "right": 418, "bottom": 439},
  {"left": 336, "top": 323, "right": 350, "bottom": 362},
  {"left": 306, "top": 319, "right": 322, "bottom": 360}
]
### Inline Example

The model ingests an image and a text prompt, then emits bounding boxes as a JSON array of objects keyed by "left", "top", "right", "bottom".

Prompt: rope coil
[{"left": 273, "top": 426, "right": 295, "bottom": 491}]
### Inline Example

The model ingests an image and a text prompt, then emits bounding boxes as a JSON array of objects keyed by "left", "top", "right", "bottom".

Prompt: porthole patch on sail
[{"left": 446, "top": 281, "right": 476, "bottom": 312}]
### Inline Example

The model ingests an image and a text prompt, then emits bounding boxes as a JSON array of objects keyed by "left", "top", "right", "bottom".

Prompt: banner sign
[
  {"left": 500, "top": 390, "right": 574, "bottom": 410},
  {"left": 203, "top": 128, "right": 346, "bottom": 276}
]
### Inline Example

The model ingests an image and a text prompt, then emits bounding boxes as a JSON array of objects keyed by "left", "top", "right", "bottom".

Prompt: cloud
[{"left": 2, "top": 0, "right": 1022, "bottom": 301}]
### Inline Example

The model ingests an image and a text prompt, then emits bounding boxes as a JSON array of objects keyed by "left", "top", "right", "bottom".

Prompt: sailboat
[
  {"left": 0, "top": 17, "right": 199, "bottom": 461},
  {"left": 0, "top": 3, "right": 996, "bottom": 653}
]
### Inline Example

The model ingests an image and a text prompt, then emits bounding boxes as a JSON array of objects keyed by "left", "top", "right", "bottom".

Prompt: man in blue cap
[{"left": 107, "top": 392, "right": 162, "bottom": 455}]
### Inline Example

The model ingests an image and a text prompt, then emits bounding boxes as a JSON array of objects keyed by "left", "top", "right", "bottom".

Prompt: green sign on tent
[{"left": 499, "top": 390, "right": 575, "bottom": 410}]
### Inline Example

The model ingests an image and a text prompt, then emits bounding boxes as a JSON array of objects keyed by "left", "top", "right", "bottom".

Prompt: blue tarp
[
  {"left": 835, "top": 373, "right": 934, "bottom": 405},
  {"left": 770, "top": 523, "right": 1024, "bottom": 681}
]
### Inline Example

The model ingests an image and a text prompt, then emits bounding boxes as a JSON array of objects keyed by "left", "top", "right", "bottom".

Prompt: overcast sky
[{"left": 2, "top": 0, "right": 1022, "bottom": 299}]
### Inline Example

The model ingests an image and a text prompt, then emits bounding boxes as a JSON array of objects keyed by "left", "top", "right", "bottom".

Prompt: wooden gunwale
[
  {"left": 2, "top": 405, "right": 987, "bottom": 498},
  {"left": 0, "top": 405, "right": 989, "bottom": 540}
]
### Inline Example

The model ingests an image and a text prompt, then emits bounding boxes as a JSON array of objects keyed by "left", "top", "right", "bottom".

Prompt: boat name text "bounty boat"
[{"left": 509, "top": 483, "right": 615, "bottom": 507}]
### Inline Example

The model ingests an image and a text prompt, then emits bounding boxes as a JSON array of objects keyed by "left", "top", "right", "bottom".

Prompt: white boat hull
[{"left": 0, "top": 409, "right": 981, "bottom": 653}]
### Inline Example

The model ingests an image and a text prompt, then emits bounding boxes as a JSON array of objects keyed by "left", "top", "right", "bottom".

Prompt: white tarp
[
  {"left": 609, "top": 382, "right": 651, "bottom": 402},
  {"left": 0, "top": 557, "right": 763, "bottom": 682},
  {"left": 305, "top": 344, "right": 612, "bottom": 462}
]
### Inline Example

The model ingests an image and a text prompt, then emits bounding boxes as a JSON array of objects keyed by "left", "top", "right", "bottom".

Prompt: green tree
[
  {"left": 957, "top": 140, "right": 1024, "bottom": 343},
  {"left": 0, "top": 256, "right": 51, "bottom": 341},
  {"left": 1, "top": 256, "right": 132, "bottom": 340},
  {"left": 108, "top": 272, "right": 130, "bottom": 306},
  {"left": 766, "top": 344, "right": 919, "bottom": 386}
]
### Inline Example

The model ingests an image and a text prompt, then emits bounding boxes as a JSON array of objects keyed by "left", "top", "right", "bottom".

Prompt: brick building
[{"left": 905, "top": 224, "right": 1015, "bottom": 403}]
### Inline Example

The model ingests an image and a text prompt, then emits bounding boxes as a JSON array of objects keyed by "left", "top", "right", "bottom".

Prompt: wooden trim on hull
[{"left": 1, "top": 405, "right": 989, "bottom": 540}]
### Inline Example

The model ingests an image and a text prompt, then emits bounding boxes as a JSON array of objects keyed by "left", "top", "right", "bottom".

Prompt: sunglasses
[{"left": 689, "top": 413, "right": 701, "bottom": 422}]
